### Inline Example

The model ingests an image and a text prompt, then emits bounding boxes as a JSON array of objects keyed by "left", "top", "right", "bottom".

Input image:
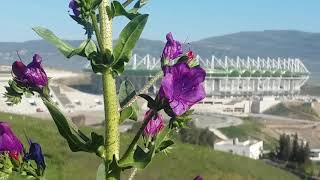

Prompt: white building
[
  {"left": 214, "top": 138, "right": 263, "bottom": 160},
  {"left": 310, "top": 149, "right": 320, "bottom": 162}
]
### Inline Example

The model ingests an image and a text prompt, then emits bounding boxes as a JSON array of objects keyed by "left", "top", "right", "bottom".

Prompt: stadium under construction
[{"left": 85, "top": 54, "right": 310, "bottom": 97}]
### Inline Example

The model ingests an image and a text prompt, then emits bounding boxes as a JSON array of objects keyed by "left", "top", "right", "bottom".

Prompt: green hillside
[
  {"left": 0, "top": 112, "right": 298, "bottom": 180},
  {"left": 219, "top": 118, "right": 277, "bottom": 150},
  {"left": 265, "top": 102, "right": 320, "bottom": 121}
]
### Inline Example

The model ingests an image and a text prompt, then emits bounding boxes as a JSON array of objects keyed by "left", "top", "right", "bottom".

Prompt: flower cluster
[
  {"left": 0, "top": 122, "right": 45, "bottom": 177},
  {"left": 143, "top": 33, "right": 206, "bottom": 137},
  {"left": 12, "top": 54, "right": 48, "bottom": 89},
  {"left": 160, "top": 32, "right": 206, "bottom": 116}
]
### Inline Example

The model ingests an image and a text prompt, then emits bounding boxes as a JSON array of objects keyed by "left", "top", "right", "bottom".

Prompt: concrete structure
[
  {"left": 214, "top": 138, "right": 263, "bottom": 159},
  {"left": 84, "top": 54, "right": 310, "bottom": 97}
]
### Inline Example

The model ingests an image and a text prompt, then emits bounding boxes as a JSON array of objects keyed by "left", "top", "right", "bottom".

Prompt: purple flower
[
  {"left": 162, "top": 32, "right": 183, "bottom": 61},
  {"left": 193, "top": 176, "right": 203, "bottom": 180},
  {"left": 0, "top": 122, "right": 24, "bottom": 155},
  {"left": 69, "top": 0, "right": 80, "bottom": 17},
  {"left": 24, "top": 139, "right": 46, "bottom": 170},
  {"left": 12, "top": 54, "right": 48, "bottom": 88},
  {"left": 143, "top": 110, "right": 164, "bottom": 138},
  {"left": 159, "top": 62, "right": 206, "bottom": 116}
]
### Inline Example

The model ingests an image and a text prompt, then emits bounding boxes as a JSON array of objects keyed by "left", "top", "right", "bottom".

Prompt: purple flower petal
[
  {"left": 159, "top": 62, "right": 206, "bottom": 116},
  {"left": 0, "top": 122, "right": 23, "bottom": 154},
  {"left": 12, "top": 61, "right": 27, "bottom": 80}
]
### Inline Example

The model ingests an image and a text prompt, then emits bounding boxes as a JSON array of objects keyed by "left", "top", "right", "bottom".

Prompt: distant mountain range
[{"left": 1, "top": 30, "right": 320, "bottom": 75}]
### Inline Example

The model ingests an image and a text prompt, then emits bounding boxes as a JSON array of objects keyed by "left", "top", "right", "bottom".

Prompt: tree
[{"left": 291, "top": 133, "right": 299, "bottom": 162}]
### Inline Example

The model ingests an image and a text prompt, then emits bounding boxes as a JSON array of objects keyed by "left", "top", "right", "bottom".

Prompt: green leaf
[
  {"left": 109, "top": 1, "right": 140, "bottom": 20},
  {"left": 118, "top": 145, "right": 155, "bottom": 169},
  {"left": 4, "top": 81, "right": 23, "bottom": 105},
  {"left": 120, "top": 107, "right": 133, "bottom": 123},
  {"left": 156, "top": 140, "right": 174, "bottom": 153},
  {"left": 169, "top": 109, "right": 194, "bottom": 128},
  {"left": 9, "top": 80, "right": 24, "bottom": 94},
  {"left": 67, "top": 40, "right": 97, "bottom": 58},
  {"left": 177, "top": 55, "right": 189, "bottom": 64},
  {"left": 129, "top": 0, "right": 149, "bottom": 14},
  {"left": 42, "top": 98, "right": 103, "bottom": 154},
  {"left": 91, "top": 0, "right": 102, "bottom": 9},
  {"left": 119, "top": 80, "right": 139, "bottom": 123},
  {"left": 96, "top": 163, "right": 106, "bottom": 180},
  {"left": 67, "top": 40, "right": 88, "bottom": 58},
  {"left": 112, "top": 60, "right": 125, "bottom": 75},
  {"left": 33, "top": 27, "right": 75, "bottom": 58},
  {"left": 42, "top": 85, "right": 50, "bottom": 98},
  {"left": 85, "top": 40, "right": 98, "bottom": 57},
  {"left": 153, "top": 127, "right": 174, "bottom": 153},
  {"left": 112, "top": 14, "right": 149, "bottom": 70},
  {"left": 43, "top": 98, "right": 88, "bottom": 151},
  {"left": 119, "top": 80, "right": 136, "bottom": 107},
  {"left": 69, "top": 15, "right": 94, "bottom": 38},
  {"left": 119, "top": 103, "right": 139, "bottom": 123},
  {"left": 90, "top": 57, "right": 109, "bottom": 74}
]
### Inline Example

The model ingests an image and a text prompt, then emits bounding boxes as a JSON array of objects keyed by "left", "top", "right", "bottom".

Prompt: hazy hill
[{"left": 1, "top": 30, "right": 320, "bottom": 74}]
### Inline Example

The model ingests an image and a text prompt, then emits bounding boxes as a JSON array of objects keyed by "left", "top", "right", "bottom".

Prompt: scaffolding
[{"left": 84, "top": 54, "right": 310, "bottom": 96}]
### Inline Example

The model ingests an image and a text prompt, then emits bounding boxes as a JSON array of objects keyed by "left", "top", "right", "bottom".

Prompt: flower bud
[
  {"left": 24, "top": 139, "right": 46, "bottom": 170},
  {"left": 143, "top": 110, "right": 165, "bottom": 138},
  {"left": 187, "top": 51, "right": 195, "bottom": 61},
  {"left": 12, "top": 54, "right": 48, "bottom": 88},
  {"left": 69, "top": 0, "right": 80, "bottom": 17},
  {"left": 161, "top": 32, "right": 183, "bottom": 61}
]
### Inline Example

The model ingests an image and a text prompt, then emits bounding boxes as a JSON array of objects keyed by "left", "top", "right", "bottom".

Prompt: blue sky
[{"left": 1, "top": 0, "right": 320, "bottom": 42}]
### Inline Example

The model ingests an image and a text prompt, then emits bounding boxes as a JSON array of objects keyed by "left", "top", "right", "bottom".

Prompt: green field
[
  {"left": 219, "top": 118, "right": 277, "bottom": 150},
  {"left": 0, "top": 112, "right": 298, "bottom": 180}
]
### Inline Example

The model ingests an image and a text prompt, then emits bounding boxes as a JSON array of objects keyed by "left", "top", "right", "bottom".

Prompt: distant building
[
  {"left": 214, "top": 138, "right": 263, "bottom": 160},
  {"left": 309, "top": 149, "right": 320, "bottom": 162},
  {"left": 84, "top": 54, "right": 310, "bottom": 97}
]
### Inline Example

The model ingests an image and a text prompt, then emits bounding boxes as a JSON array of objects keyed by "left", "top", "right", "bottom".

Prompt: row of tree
[{"left": 275, "top": 133, "right": 310, "bottom": 164}]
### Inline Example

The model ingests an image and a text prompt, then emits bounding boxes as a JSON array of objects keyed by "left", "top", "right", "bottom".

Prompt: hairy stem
[
  {"left": 119, "top": 71, "right": 163, "bottom": 111},
  {"left": 128, "top": 168, "right": 138, "bottom": 180},
  {"left": 99, "top": 0, "right": 120, "bottom": 180},
  {"left": 99, "top": 0, "right": 113, "bottom": 53}
]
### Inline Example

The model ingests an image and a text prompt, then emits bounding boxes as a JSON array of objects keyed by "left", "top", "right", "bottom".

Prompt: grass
[
  {"left": 265, "top": 103, "right": 320, "bottom": 121},
  {"left": 0, "top": 112, "right": 299, "bottom": 180},
  {"left": 219, "top": 118, "right": 277, "bottom": 150}
]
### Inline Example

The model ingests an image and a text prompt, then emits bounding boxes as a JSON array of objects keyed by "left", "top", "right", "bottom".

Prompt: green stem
[
  {"left": 120, "top": 110, "right": 154, "bottom": 162},
  {"left": 102, "top": 70, "right": 120, "bottom": 180},
  {"left": 90, "top": 13, "right": 103, "bottom": 51},
  {"left": 98, "top": 1, "right": 120, "bottom": 180}
]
